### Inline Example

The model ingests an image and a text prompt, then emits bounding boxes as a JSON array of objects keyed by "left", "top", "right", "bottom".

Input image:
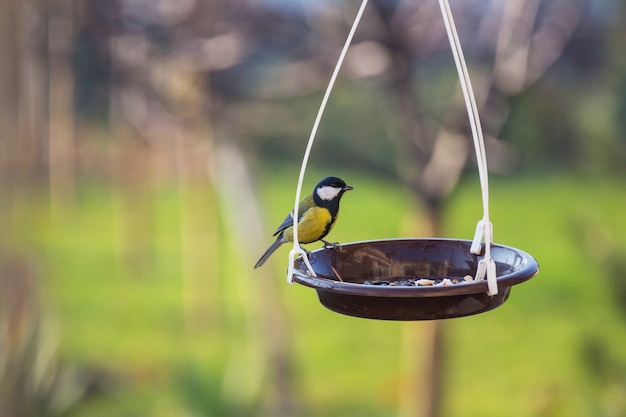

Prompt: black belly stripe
[{"left": 321, "top": 215, "right": 337, "bottom": 240}]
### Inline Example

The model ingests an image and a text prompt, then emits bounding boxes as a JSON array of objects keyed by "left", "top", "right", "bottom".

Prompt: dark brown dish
[{"left": 292, "top": 239, "right": 539, "bottom": 320}]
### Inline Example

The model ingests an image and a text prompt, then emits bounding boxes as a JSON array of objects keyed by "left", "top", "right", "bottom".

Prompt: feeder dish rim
[{"left": 292, "top": 238, "right": 539, "bottom": 299}]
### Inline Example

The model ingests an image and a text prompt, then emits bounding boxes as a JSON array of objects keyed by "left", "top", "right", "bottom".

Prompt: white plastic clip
[
  {"left": 470, "top": 220, "right": 485, "bottom": 254},
  {"left": 486, "top": 257, "right": 497, "bottom": 296},
  {"left": 474, "top": 259, "right": 498, "bottom": 295},
  {"left": 475, "top": 258, "right": 487, "bottom": 280},
  {"left": 470, "top": 219, "right": 493, "bottom": 254},
  {"left": 472, "top": 220, "right": 497, "bottom": 295}
]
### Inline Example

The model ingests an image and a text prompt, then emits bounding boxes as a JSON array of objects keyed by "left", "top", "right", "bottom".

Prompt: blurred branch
[
  {"left": 493, "top": 0, "right": 541, "bottom": 94},
  {"left": 494, "top": 0, "right": 587, "bottom": 94}
]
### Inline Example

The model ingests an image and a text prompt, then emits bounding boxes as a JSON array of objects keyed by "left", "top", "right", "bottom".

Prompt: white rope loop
[
  {"left": 288, "top": 0, "right": 497, "bottom": 295},
  {"left": 287, "top": 0, "right": 370, "bottom": 283},
  {"left": 437, "top": 0, "right": 497, "bottom": 295}
]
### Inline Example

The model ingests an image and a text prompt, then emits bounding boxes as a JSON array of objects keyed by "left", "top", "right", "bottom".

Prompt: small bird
[{"left": 254, "top": 176, "right": 353, "bottom": 269}]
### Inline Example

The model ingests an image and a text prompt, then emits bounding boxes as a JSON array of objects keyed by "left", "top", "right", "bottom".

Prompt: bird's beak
[{"left": 344, "top": 185, "right": 354, "bottom": 191}]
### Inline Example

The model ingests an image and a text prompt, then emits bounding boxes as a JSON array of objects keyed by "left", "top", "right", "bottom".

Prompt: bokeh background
[{"left": 1, "top": 0, "right": 626, "bottom": 416}]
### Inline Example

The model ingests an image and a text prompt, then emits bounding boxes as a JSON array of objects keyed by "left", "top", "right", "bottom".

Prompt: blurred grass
[{"left": 7, "top": 169, "right": 626, "bottom": 417}]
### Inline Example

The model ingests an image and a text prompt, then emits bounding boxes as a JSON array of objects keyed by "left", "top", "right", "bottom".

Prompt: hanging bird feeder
[{"left": 283, "top": 0, "right": 539, "bottom": 320}]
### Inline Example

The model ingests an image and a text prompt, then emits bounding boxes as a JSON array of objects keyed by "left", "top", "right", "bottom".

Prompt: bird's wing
[
  {"left": 272, "top": 212, "right": 294, "bottom": 236},
  {"left": 272, "top": 193, "right": 314, "bottom": 236}
]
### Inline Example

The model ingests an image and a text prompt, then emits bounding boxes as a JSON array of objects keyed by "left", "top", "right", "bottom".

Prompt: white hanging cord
[
  {"left": 286, "top": 0, "right": 370, "bottom": 283},
  {"left": 437, "top": 0, "right": 497, "bottom": 295}
]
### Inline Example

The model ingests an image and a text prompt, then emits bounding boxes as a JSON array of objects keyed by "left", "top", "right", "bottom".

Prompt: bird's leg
[{"left": 300, "top": 245, "right": 315, "bottom": 263}]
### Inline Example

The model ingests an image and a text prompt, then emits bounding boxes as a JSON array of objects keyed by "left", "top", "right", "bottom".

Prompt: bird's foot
[{"left": 321, "top": 240, "right": 341, "bottom": 250}]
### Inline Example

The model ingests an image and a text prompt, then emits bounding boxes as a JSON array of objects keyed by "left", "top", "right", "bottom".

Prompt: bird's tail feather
[{"left": 254, "top": 235, "right": 287, "bottom": 269}]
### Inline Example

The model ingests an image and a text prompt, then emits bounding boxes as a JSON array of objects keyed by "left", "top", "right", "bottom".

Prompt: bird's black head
[{"left": 313, "top": 176, "right": 353, "bottom": 207}]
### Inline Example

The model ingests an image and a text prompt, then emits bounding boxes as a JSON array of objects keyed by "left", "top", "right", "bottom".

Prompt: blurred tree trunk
[
  {"left": 116, "top": 133, "right": 155, "bottom": 276},
  {"left": 175, "top": 132, "right": 219, "bottom": 329},
  {"left": 0, "top": 0, "right": 20, "bottom": 202},
  {"left": 166, "top": 66, "right": 220, "bottom": 329},
  {"left": 212, "top": 138, "right": 297, "bottom": 417},
  {"left": 417, "top": 208, "right": 447, "bottom": 417},
  {"left": 372, "top": 3, "right": 453, "bottom": 415},
  {"left": 396, "top": 207, "right": 447, "bottom": 417},
  {"left": 47, "top": 0, "right": 76, "bottom": 213},
  {"left": 20, "top": 0, "right": 49, "bottom": 191}
]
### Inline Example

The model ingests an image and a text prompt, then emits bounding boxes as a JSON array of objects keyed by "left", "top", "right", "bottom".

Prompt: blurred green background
[{"left": 1, "top": 0, "right": 626, "bottom": 416}]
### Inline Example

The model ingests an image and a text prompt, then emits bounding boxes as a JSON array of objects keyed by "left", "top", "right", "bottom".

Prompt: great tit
[{"left": 254, "top": 176, "right": 353, "bottom": 269}]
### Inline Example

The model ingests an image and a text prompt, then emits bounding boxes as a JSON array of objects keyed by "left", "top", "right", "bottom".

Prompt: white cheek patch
[{"left": 317, "top": 185, "right": 342, "bottom": 201}]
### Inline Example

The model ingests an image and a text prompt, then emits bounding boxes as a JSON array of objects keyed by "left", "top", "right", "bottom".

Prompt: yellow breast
[{"left": 284, "top": 207, "right": 333, "bottom": 244}]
